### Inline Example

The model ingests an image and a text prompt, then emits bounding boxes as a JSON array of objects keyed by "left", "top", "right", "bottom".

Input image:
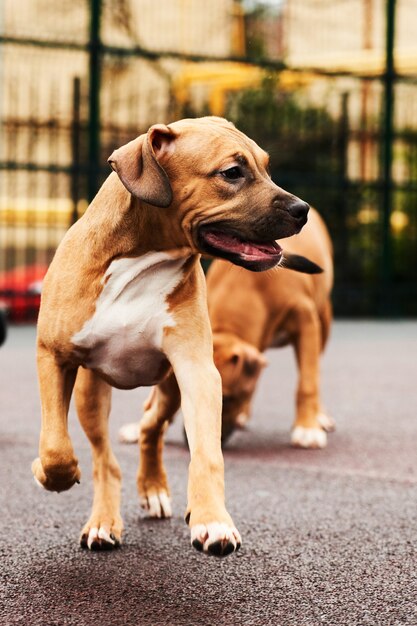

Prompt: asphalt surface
[{"left": 1, "top": 322, "right": 416, "bottom": 626}]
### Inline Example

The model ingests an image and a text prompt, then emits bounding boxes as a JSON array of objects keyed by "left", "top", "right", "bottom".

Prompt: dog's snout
[{"left": 288, "top": 200, "right": 309, "bottom": 223}]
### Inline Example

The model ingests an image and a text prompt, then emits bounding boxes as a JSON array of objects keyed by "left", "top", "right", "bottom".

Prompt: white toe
[
  {"left": 98, "top": 527, "right": 115, "bottom": 545},
  {"left": 291, "top": 425, "right": 327, "bottom": 449},
  {"left": 191, "top": 522, "right": 241, "bottom": 553},
  {"left": 142, "top": 492, "right": 172, "bottom": 518},
  {"left": 317, "top": 412, "right": 336, "bottom": 432},
  {"left": 148, "top": 494, "right": 162, "bottom": 518},
  {"left": 87, "top": 527, "right": 99, "bottom": 549},
  {"left": 191, "top": 524, "right": 209, "bottom": 545},
  {"left": 158, "top": 492, "right": 172, "bottom": 518},
  {"left": 118, "top": 422, "right": 140, "bottom": 444},
  {"left": 33, "top": 476, "right": 45, "bottom": 490},
  {"left": 235, "top": 413, "right": 249, "bottom": 429}
]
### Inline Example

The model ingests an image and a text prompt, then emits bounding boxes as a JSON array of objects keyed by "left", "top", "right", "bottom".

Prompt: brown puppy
[
  {"left": 33, "top": 116, "right": 310, "bottom": 556},
  {"left": 209, "top": 208, "right": 334, "bottom": 447}
]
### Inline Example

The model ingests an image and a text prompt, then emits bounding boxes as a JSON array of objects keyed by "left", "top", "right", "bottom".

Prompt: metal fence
[{"left": 1, "top": 0, "right": 416, "bottom": 319}]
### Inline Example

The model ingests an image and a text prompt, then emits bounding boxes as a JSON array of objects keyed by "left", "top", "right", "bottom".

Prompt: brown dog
[
  {"left": 209, "top": 208, "right": 334, "bottom": 446},
  {"left": 33, "top": 116, "right": 311, "bottom": 556}
]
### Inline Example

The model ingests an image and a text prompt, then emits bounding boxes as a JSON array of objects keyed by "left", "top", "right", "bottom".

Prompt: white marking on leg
[{"left": 291, "top": 426, "right": 327, "bottom": 449}]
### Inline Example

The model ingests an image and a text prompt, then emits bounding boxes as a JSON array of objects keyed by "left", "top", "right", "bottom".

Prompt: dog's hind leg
[
  {"left": 316, "top": 298, "right": 335, "bottom": 433},
  {"left": 74, "top": 368, "right": 123, "bottom": 550},
  {"left": 137, "top": 373, "right": 180, "bottom": 519},
  {"left": 290, "top": 301, "right": 328, "bottom": 449},
  {"left": 319, "top": 298, "right": 333, "bottom": 351},
  {"left": 32, "top": 346, "right": 80, "bottom": 492}
]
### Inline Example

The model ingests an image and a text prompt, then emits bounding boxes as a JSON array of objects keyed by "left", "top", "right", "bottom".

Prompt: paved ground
[{"left": 0, "top": 322, "right": 416, "bottom": 626}]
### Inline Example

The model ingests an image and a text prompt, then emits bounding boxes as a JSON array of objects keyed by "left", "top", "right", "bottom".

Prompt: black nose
[{"left": 288, "top": 200, "right": 309, "bottom": 222}]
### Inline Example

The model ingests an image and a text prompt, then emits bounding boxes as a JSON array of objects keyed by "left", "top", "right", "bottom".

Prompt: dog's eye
[{"left": 220, "top": 166, "right": 244, "bottom": 181}]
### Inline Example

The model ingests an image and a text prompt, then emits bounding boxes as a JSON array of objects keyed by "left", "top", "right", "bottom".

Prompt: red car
[{"left": 0, "top": 264, "right": 48, "bottom": 323}]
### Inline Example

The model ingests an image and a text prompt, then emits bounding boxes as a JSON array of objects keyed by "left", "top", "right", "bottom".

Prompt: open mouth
[{"left": 197, "top": 226, "right": 283, "bottom": 272}]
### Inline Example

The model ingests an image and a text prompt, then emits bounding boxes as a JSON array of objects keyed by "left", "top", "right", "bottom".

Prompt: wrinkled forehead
[{"left": 168, "top": 117, "right": 269, "bottom": 171}]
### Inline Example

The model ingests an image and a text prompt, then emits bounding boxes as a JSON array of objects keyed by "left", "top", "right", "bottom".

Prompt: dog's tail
[{"left": 280, "top": 253, "right": 323, "bottom": 274}]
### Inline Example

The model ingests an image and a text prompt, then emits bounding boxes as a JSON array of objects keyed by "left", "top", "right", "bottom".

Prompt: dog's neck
[{"left": 83, "top": 173, "right": 194, "bottom": 259}]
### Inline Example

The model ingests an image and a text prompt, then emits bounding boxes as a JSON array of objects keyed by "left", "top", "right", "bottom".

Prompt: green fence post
[
  {"left": 380, "top": 0, "right": 396, "bottom": 314},
  {"left": 88, "top": 0, "right": 102, "bottom": 203},
  {"left": 71, "top": 76, "right": 81, "bottom": 225}
]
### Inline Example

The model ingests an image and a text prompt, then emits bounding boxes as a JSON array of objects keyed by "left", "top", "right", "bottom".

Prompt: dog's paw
[
  {"left": 80, "top": 517, "right": 123, "bottom": 551},
  {"left": 291, "top": 426, "right": 327, "bottom": 449},
  {"left": 190, "top": 522, "right": 241, "bottom": 557},
  {"left": 118, "top": 422, "right": 140, "bottom": 444},
  {"left": 317, "top": 412, "right": 336, "bottom": 433},
  {"left": 32, "top": 457, "right": 81, "bottom": 492},
  {"left": 140, "top": 489, "right": 172, "bottom": 519}
]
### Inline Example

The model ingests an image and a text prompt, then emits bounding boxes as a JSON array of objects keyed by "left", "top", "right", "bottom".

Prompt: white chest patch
[{"left": 71, "top": 251, "right": 188, "bottom": 389}]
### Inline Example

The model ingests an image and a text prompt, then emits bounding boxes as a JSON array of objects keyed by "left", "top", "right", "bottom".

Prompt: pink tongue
[{"left": 203, "top": 231, "right": 281, "bottom": 259}]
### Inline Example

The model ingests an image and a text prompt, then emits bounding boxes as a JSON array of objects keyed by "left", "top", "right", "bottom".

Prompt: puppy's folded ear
[{"left": 108, "top": 125, "right": 175, "bottom": 207}]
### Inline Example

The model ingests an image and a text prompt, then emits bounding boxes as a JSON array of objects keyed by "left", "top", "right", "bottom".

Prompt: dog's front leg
[
  {"left": 32, "top": 346, "right": 81, "bottom": 491},
  {"left": 163, "top": 314, "right": 241, "bottom": 556}
]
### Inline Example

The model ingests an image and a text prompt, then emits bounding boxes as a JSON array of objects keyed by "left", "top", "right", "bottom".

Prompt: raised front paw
[
  {"left": 80, "top": 515, "right": 123, "bottom": 551},
  {"left": 32, "top": 456, "right": 81, "bottom": 492},
  {"left": 190, "top": 521, "right": 241, "bottom": 557}
]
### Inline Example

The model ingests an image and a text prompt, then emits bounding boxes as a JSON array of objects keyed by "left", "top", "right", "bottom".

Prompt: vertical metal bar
[
  {"left": 71, "top": 76, "right": 81, "bottom": 225},
  {"left": 88, "top": 0, "right": 102, "bottom": 203},
  {"left": 338, "top": 93, "right": 349, "bottom": 288},
  {"left": 380, "top": 0, "right": 396, "bottom": 312}
]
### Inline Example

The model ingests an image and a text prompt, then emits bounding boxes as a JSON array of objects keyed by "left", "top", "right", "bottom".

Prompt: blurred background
[{"left": 0, "top": 0, "right": 416, "bottom": 323}]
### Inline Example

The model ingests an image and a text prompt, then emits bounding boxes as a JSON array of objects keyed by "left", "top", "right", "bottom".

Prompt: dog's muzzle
[{"left": 197, "top": 226, "right": 283, "bottom": 272}]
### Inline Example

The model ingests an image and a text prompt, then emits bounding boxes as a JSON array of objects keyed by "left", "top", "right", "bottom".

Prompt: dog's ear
[{"left": 108, "top": 125, "right": 175, "bottom": 207}]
